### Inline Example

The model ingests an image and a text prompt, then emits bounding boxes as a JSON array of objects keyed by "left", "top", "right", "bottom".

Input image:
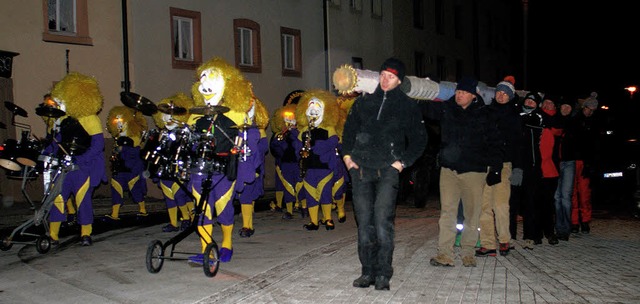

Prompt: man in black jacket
[
  {"left": 342, "top": 58, "right": 427, "bottom": 291},
  {"left": 423, "top": 76, "right": 503, "bottom": 267}
]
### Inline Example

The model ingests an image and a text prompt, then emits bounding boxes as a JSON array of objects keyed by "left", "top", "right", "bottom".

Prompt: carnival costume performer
[
  {"left": 270, "top": 102, "right": 301, "bottom": 219},
  {"left": 294, "top": 89, "right": 341, "bottom": 231},
  {"left": 186, "top": 57, "right": 251, "bottom": 264},
  {"left": 104, "top": 106, "right": 148, "bottom": 223},
  {"left": 236, "top": 95, "right": 270, "bottom": 237},
  {"left": 151, "top": 93, "right": 195, "bottom": 232},
  {"left": 332, "top": 93, "right": 357, "bottom": 223},
  {"left": 45, "top": 72, "right": 107, "bottom": 246}
]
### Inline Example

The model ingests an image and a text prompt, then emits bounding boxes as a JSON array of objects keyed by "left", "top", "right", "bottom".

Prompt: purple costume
[
  {"left": 270, "top": 128, "right": 301, "bottom": 206},
  {"left": 110, "top": 139, "right": 147, "bottom": 206}
]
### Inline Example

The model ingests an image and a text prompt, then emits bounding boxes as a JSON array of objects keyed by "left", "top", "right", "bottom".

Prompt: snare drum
[
  {"left": 16, "top": 138, "right": 43, "bottom": 167},
  {"left": 0, "top": 138, "right": 22, "bottom": 171}
]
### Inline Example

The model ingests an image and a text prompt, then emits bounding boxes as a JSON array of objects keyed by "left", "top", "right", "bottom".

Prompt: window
[
  {"left": 350, "top": 0, "right": 362, "bottom": 12},
  {"left": 42, "top": 0, "right": 92, "bottom": 45},
  {"left": 371, "top": 0, "right": 383, "bottom": 18},
  {"left": 170, "top": 7, "right": 202, "bottom": 70},
  {"left": 413, "top": 0, "right": 424, "bottom": 29},
  {"left": 454, "top": 5, "right": 462, "bottom": 39},
  {"left": 436, "top": 56, "right": 447, "bottom": 81},
  {"left": 455, "top": 59, "right": 464, "bottom": 81},
  {"left": 414, "top": 51, "right": 426, "bottom": 78},
  {"left": 352, "top": 57, "right": 363, "bottom": 69},
  {"left": 435, "top": 0, "right": 445, "bottom": 35},
  {"left": 281, "top": 27, "right": 302, "bottom": 77},
  {"left": 234, "top": 19, "right": 262, "bottom": 73}
]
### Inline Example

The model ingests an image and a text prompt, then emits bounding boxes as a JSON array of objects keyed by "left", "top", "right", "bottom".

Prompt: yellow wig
[
  {"left": 106, "top": 106, "right": 147, "bottom": 147},
  {"left": 190, "top": 57, "right": 253, "bottom": 117},
  {"left": 295, "top": 89, "right": 341, "bottom": 140},
  {"left": 270, "top": 103, "right": 297, "bottom": 134},
  {"left": 51, "top": 72, "right": 103, "bottom": 118},
  {"left": 152, "top": 92, "right": 195, "bottom": 129}
]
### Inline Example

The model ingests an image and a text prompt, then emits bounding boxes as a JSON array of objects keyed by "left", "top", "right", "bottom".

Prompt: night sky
[{"left": 527, "top": 2, "right": 640, "bottom": 104}]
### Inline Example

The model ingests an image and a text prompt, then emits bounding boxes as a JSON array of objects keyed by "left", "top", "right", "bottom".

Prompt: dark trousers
[
  {"left": 509, "top": 168, "right": 540, "bottom": 240},
  {"left": 350, "top": 166, "right": 399, "bottom": 279}
]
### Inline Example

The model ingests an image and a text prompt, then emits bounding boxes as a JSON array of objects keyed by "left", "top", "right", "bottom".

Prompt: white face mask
[
  {"left": 54, "top": 97, "right": 66, "bottom": 113},
  {"left": 198, "top": 68, "right": 225, "bottom": 106},
  {"left": 247, "top": 102, "right": 256, "bottom": 122},
  {"left": 305, "top": 97, "right": 324, "bottom": 128},
  {"left": 162, "top": 113, "right": 177, "bottom": 130},
  {"left": 115, "top": 114, "right": 127, "bottom": 136}
]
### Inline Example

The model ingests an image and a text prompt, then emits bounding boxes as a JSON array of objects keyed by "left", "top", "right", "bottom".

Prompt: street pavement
[{"left": 0, "top": 193, "right": 639, "bottom": 304}]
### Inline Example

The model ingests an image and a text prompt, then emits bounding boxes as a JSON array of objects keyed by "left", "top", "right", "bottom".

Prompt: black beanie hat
[
  {"left": 380, "top": 57, "right": 406, "bottom": 80},
  {"left": 456, "top": 76, "right": 478, "bottom": 95},
  {"left": 524, "top": 92, "right": 542, "bottom": 105}
]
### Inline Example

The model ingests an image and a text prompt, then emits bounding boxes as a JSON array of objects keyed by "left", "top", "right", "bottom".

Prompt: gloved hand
[
  {"left": 486, "top": 169, "right": 502, "bottom": 186},
  {"left": 510, "top": 168, "right": 523, "bottom": 186}
]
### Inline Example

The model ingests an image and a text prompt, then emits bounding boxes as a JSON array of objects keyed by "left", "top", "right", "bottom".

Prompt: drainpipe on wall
[
  {"left": 121, "top": 0, "right": 131, "bottom": 93},
  {"left": 323, "top": 0, "right": 330, "bottom": 91}
]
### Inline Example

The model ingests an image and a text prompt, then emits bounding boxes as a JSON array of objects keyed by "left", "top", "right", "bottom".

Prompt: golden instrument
[{"left": 299, "top": 116, "right": 316, "bottom": 178}]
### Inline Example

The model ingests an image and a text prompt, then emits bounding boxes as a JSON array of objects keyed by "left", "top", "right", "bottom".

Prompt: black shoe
[
  {"left": 80, "top": 235, "right": 92, "bottom": 246},
  {"left": 558, "top": 234, "right": 569, "bottom": 241},
  {"left": 50, "top": 238, "right": 60, "bottom": 248},
  {"left": 338, "top": 215, "right": 346, "bottom": 223},
  {"left": 238, "top": 227, "right": 255, "bottom": 237},
  {"left": 475, "top": 247, "right": 497, "bottom": 257},
  {"left": 282, "top": 212, "right": 293, "bottom": 220},
  {"left": 352, "top": 275, "right": 375, "bottom": 288},
  {"left": 303, "top": 222, "right": 319, "bottom": 231},
  {"left": 162, "top": 224, "right": 179, "bottom": 232},
  {"left": 581, "top": 222, "right": 590, "bottom": 234},
  {"left": 499, "top": 243, "right": 510, "bottom": 256},
  {"left": 533, "top": 239, "right": 542, "bottom": 245},
  {"left": 548, "top": 235, "right": 559, "bottom": 245},
  {"left": 321, "top": 219, "right": 335, "bottom": 230},
  {"left": 375, "top": 276, "right": 390, "bottom": 290},
  {"left": 571, "top": 224, "right": 580, "bottom": 233},
  {"left": 180, "top": 220, "right": 191, "bottom": 231}
]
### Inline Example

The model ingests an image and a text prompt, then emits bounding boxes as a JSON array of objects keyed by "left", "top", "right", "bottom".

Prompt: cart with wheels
[
  {"left": 144, "top": 174, "right": 220, "bottom": 277},
  {"left": 0, "top": 154, "right": 75, "bottom": 254}
]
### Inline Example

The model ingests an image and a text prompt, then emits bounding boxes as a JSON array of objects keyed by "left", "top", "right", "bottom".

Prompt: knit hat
[
  {"left": 523, "top": 92, "right": 542, "bottom": 105},
  {"left": 380, "top": 57, "right": 406, "bottom": 80},
  {"left": 579, "top": 92, "right": 599, "bottom": 109},
  {"left": 456, "top": 76, "right": 478, "bottom": 95},
  {"left": 495, "top": 76, "right": 516, "bottom": 100}
]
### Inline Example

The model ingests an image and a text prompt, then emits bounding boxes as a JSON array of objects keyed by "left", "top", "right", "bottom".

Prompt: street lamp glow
[{"left": 625, "top": 86, "right": 637, "bottom": 98}]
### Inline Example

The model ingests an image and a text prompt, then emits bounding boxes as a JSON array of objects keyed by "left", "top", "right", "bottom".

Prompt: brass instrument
[
  {"left": 276, "top": 111, "right": 295, "bottom": 141},
  {"left": 109, "top": 124, "right": 127, "bottom": 174},
  {"left": 299, "top": 116, "right": 316, "bottom": 178}
]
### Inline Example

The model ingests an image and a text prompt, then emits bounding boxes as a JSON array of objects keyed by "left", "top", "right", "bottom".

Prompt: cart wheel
[
  {"left": 145, "top": 240, "right": 164, "bottom": 273},
  {"left": 1, "top": 236, "right": 13, "bottom": 251},
  {"left": 203, "top": 241, "right": 220, "bottom": 277},
  {"left": 35, "top": 236, "right": 51, "bottom": 254}
]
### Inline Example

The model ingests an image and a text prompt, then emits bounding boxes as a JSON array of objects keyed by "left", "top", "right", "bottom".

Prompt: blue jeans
[
  {"left": 554, "top": 160, "right": 575, "bottom": 236},
  {"left": 350, "top": 166, "right": 399, "bottom": 279}
]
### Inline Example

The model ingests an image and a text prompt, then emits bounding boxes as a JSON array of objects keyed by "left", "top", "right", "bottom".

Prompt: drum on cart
[{"left": 143, "top": 127, "right": 192, "bottom": 181}]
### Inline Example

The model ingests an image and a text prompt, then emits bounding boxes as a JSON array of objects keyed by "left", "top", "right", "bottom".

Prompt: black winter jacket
[
  {"left": 421, "top": 95, "right": 503, "bottom": 173},
  {"left": 342, "top": 85, "right": 427, "bottom": 170}
]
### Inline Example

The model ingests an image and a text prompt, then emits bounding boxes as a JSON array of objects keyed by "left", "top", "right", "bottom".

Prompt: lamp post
[{"left": 625, "top": 86, "right": 637, "bottom": 99}]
